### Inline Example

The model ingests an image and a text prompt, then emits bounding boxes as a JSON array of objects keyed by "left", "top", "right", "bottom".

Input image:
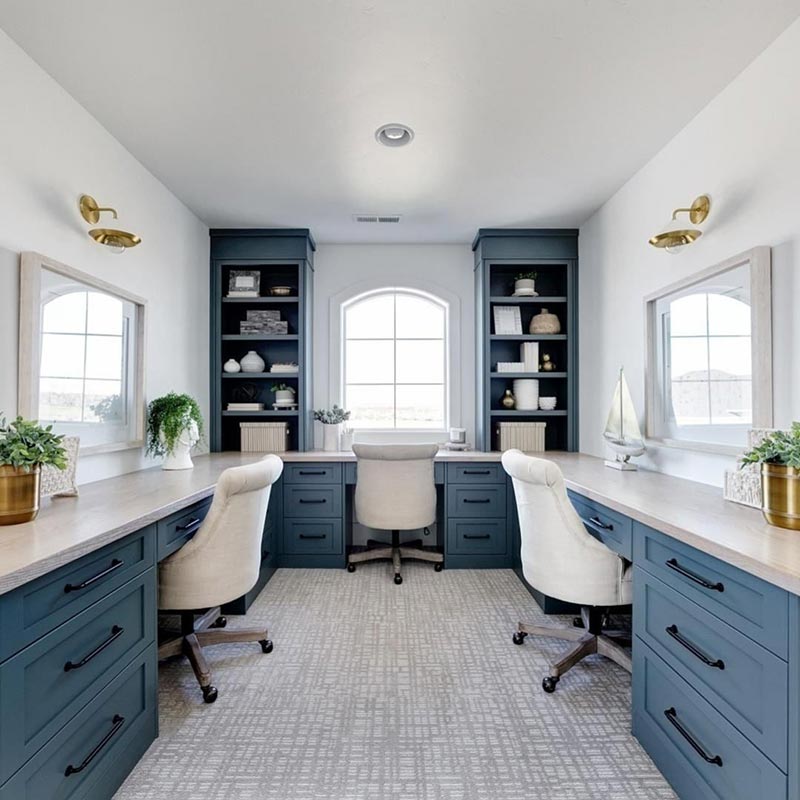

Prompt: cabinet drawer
[
  {"left": 447, "top": 463, "right": 504, "bottom": 484},
  {"left": 283, "top": 485, "right": 342, "bottom": 518},
  {"left": 0, "top": 645, "right": 157, "bottom": 800},
  {"left": 346, "top": 462, "right": 444, "bottom": 485},
  {"left": 634, "top": 567, "right": 787, "bottom": 769},
  {"left": 282, "top": 519, "right": 342, "bottom": 555},
  {"left": 283, "top": 463, "right": 342, "bottom": 485},
  {"left": 157, "top": 498, "right": 212, "bottom": 560},
  {"left": 634, "top": 523, "right": 789, "bottom": 659},
  {"left": 447, "top": 485, "right": 507, "bottom": 518},
  {"left": 633, "top": 642, "right": 786, "bottom": 800},
  {"left": 568, "top": 491, "right": 633, "bottom": 560},
  {"left": 447, "top": 519, "right": 507, "bottom": 555},
  {"left": 0, "top": 569, "right": 156, "bottom": 783},
  {"left": 0, "top": 527, "right": 155, "bottom": 662}
]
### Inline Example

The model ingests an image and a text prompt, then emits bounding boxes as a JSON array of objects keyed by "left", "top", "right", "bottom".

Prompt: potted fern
[
  {"left": 740, "top": 422, "right": 800, "bottom": 530},
  {"left": 146, "top": 393, "right": 204, "bottom": 470},
  {"left": 0, "top": 416, "right": 66, "bottom": 525}
]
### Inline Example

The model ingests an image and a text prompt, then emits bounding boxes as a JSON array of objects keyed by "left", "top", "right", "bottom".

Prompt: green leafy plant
[
  {"left": 0, "top": 415, "right": 66, "bottom": 472},
  {"left": 270, "top": 384, "right": 295, "bottom": 394},
  {"left": 313, "top": 405, "right": 351, "bottom": 425},
  {"left": 515, "top": 271, "right": 538, "bottom": 281},
  {"left": 740, "top": 423, "right": 800, "bottom": 470},
  {"left": 146, "top": 393, "right": 204, "bottom": 458}
]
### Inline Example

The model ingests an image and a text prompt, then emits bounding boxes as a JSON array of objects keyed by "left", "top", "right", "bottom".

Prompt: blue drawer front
[
  {"left": 0, "top": 645, "right": 157, "bottom": 800},
  {"left": 0, "top": 527, "right": 155, "bottom": 662},
  {"left": 568, "top": 491, "right": 633, "bottom": 560},
  {"left": 447, "top": 519, "right": 507, "bottom": 555},
  {"left": 634, "top": 567, "right": 787, "bottom": 770},
  {"left": 283, "top": 519, "right": 343, "bottom": 554},
  {"left": 283, "top": 485, "right": 342, "bottom": 518},
  {"left": 346, "top": 462, "right": 444, "bottom": 485},
  {"left": 634, "top": 523, "right": 789, "bottom": 659},
  {"left": 633, "top": 641, "right": 786, "bottom": 800},
  {"left": 447, "top": 484, "right": 507, "bottom": 518},
  {"left": 157, "top": 498, "right": 212, "bottom": 560},
  {"left": 283, "top": 463, "right": 342, "bottom": 485},
  {"left": 446, "top": 463, "right": 504, "bottom": 484}
]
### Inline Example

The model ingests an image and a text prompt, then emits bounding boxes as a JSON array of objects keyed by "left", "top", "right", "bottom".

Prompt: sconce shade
[
  {"left": 649, "top": 194, "right": 710, "bottom": 251},
  {"left": 80, "top": 194, "right": 141, "bottom": 251}
]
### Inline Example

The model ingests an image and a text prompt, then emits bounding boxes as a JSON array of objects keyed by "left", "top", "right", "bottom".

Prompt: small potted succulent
[
  {"left": 146, "top": 393, "right": 204, "bottom": 470},
  {"left": 740, "top": 422, "right": 800, "bottom": 530},
  {"left": 0, "top": 415, "right": 66, "bottom": 525},
  {"left": 513, "top": 271, "right": 538, "bottom": 297},
  {"left": 313, "top": 405, "right": 351, "bottom": 452},
  {"left": 270, "top": 383, "right": 296, "bottom": 407}
]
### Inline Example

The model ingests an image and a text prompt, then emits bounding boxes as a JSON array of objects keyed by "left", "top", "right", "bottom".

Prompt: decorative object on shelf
[
  {"left": 227, "top": 270, "right": 261, "bottom": 298},
  {"left": 268, "top": 286, "right": 293, "bottom": 296},
  {"left": 603, "top": 367, "right": 645, "bottom": 471},
  {"left": 240, "top": 350, "right": 266, "bottom": 373},
  {"left": 231, "top": 383, "right": 258, "bottom": 403},
  {"left": 512, "top": 379, "right": 539, "bottom": 411},
  {"left": 449, "top": 428, "right": 467, "bottom": 445},
  {"left": 501, "top": 389, "right": 516, "bottom": 409},
  {"left": 513, "top": 271, "right": 538, "bottom": 297},
  {"left": 270, "top": 361, "right": 299, "bottom": 374},
  {"left": 530, "top": 308, "right": 561, "bottom": 334},
  {"left": 41, "top": 436, "right": 80, "bottom": 498},
  {"left": 648, "top": 194, "right": 711, "bottom": 253},
  {"left": 270, "top": 384, "right": 297, "bottom": 410},
  {"left": 79, "top": 194, "right": 141, "bottom": 253},
  {"left": 146, "top": 393, "right": 204, "bottom": 471},
  {"left": 496, "top": 421, "right": 546, "bottom": 453},
  {"left": 496, "top": 361, "right": 525, "bottom": 373},
  {"left": 313, "top": 405, "right": 351, "bottom": 452},
  {"left": 223, "top": 358, "right": 241, "bottom": 373},
  {"left": 723, "top": 428, "right": 774, "bottom": 508},
  {"left": 740, "top": 422, "right": 800, "bottom": 530},
  {"left": 0, "top": 415, "right": 66, "bottom": 525},
  {"left": 240, "top": 421, "right": 289, "bottom": 453},
  {"left": 227, "top": 402, "right": 265, "bottom": 411},
  {"left": 240, "top": 309, "right": 288, "bottom": 335},
  {"left": 341, "top": 425, "right": 355, "bottom": 451},
  {"left": 521, "top": 342, "right": 539, "bottom": 372},
  {"left": 540, "top": 354, "right": 556, "bottom": 371},
  {"left": 539, "top": 397, "right": 557, "bottom": 411},
  {"left": 493, "top": 305, "right": 523, "bottom": 335}
]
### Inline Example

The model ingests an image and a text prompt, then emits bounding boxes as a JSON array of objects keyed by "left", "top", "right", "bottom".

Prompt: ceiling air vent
[{"left": 353, "top": 214, "right": 402, "bottom": 224}]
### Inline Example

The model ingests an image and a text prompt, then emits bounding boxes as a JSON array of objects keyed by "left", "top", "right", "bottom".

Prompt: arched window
[{"left": 342, "top": 289, "right": 448, "bottom": 430}]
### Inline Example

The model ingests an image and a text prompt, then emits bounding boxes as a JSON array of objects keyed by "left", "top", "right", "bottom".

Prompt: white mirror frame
[
  {"left": 644, "top": 246, "right": 772, "bottom": 456},
  {"left": 18, "top": 252, "right": 147, "bottom": 455}
]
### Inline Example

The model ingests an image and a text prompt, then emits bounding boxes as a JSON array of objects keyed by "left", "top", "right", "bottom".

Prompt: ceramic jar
[
  {"left": 223, "top": 358, "right": 241, "bottom": 373},
  {"left": 240, "top": 350, "right": 266, "bottom": 373},
  {"left": 530, "top": 308, "right": 561, "bottom": 334},
  {"left": 322, "top": 423, "right": 341, "bottom": 452}
]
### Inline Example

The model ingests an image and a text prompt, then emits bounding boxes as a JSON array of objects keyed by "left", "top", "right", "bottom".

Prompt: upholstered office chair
[
  {"left": 502, "top": 449, "right": 632, "bottom": 692},
  {"left": 158, "top": 455, "right": 283, "bottom": 703},
  {"left": 347, "top": 443, "right": 443, "bottom": 584}
]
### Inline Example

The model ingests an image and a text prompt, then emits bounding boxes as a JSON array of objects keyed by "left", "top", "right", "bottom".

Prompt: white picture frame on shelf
[{"left": 493, "top": 306, "right": 522, "bottom": 335}]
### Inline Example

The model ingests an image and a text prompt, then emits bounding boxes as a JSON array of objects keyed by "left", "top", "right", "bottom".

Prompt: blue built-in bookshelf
[
  {"left": 210, "top": 229, "right": 315, "bottom": 452},
  {"left": 472, "top": 229, "right": 579, "bottom": 452}
]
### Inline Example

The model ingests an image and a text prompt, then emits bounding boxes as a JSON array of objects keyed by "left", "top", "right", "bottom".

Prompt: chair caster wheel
[
  {"left": 394, "top": 574, "right": 403, "bottom": 585},
  {"left": 347, "top": 563, "right": 356, "bottom": 573},
  {"left": 212, "top": 616, "right": 227, "bottom": 628},
  {"left": 542, "top": 676, "right": 559, "bottom": 693},
  {"left": 202, "top": 685, "right": 218, "bottom": 703},
  {"left": 512, "top": 631, "right": 528, "bottom": 645},
  {"left": 259, "top": 639, "right": 274, "bottom": 654},
  {"left": 434, "top": 563, "right": 443, "bottom": 572}
]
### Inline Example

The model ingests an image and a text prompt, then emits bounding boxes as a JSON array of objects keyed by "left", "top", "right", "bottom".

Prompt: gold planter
[
  {"left": 762, "top": 464, "right": 800, "bottom": 531},
  {"left": 0, "top": 465, "right": 41, "bottom": 526}
]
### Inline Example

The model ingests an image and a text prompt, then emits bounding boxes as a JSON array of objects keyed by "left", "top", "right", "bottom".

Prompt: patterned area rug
[{"left": 114, "top": 566, "right": 675, "bottom": 800}]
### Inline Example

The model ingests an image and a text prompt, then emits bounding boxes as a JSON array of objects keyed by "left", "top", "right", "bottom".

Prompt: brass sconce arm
[
  {"left": 79, "top": 195, "right": 118, "bottom": 224},
  {"left": 671, "top": 195, "right": 711, "bottom": 225}
]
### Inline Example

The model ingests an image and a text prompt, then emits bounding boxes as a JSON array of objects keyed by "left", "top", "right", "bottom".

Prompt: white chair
[
  {"left": 502, "top": 449, "right": 632, "bottom": 692},
  {"left": 347, "top": 443, "right": 443, "bottom": 584},
  {"left": 158, "top": 455, "right": 283, "bottom": 702}
]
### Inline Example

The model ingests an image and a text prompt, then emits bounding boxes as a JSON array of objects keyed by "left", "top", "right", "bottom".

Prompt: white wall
[
  {"left": 579, "top": 18, "right": 800, "bottom": 486},
  {"left": 0, "top": 30, "right": 209, "bottom": 484}
]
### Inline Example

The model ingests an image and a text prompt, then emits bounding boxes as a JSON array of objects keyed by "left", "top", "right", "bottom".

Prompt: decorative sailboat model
[{"left": 603, "top": 367, "right": 645, "bottom": 471}]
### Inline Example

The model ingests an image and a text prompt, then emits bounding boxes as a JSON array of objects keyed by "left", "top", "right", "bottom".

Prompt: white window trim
[{"left": 329, "top": 279, "right": 461, "bottom": 443}]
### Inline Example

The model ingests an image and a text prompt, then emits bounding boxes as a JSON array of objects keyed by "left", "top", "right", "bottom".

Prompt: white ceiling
[{"left": 1, "top": 1, "right": 799, "bottom": 243}]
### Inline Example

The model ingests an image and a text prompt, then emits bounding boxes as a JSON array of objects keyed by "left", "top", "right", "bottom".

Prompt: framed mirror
[
  {"left": 18, "top": 252, "right": 146, "bottom": 455},
  {"left": 645, "top": 246, "right": 772, "bottom": 454}
]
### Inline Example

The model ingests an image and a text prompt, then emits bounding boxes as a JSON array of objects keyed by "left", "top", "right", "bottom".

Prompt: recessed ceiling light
[{"left": 375, "top": 123, "right": 414, "bottom": 147}]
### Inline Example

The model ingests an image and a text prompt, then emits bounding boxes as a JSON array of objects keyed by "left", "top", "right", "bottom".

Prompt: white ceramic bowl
[{"left": 538, "top": 397, "right": 557, "bottom": 410}]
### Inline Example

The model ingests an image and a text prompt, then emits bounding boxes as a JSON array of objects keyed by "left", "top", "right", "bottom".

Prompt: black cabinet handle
[
  {"left": 663, "top": 707, "right": 723, "bottom": 766},
  {"left": 299, "top": 498, "right": 327, "bottom": 504},
  {"left": 665, "top": 558, "right": 724, "bottom": 592},
  {"left": 298, "top": 470, "right": 327, "bottom": 476},
  {"left": 64, "top": 559, "right": 124, "bottom": 593},
  {"left": 665, "top": 625, "right": 725, "bottom": 670},
  {"left": 463, "top": 498, "right": 491, "bottom": 504},
  {"left": 463, "top": 469, "right": 491, "bottom": 475},
  {"left": 64, "top": 626, "right": 124, "bottom": 672},
  {"left": 65, "top": 714, "right": 125, "bottom": 776},
  {"left": 176, "top": 517, "right": 202, "bottom": 533},
  {"left": 463, "top": 533, "right": 491, "bottom": 540},
  {"left": 299, "top": 533, "right": 327, "bottom": 540},
  {"left": 589, "top": 516, "right": 614, "bottom": 531}
]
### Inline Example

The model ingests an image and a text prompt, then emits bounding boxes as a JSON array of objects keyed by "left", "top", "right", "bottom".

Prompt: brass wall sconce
[
  {"left": 79, "top": 194, "right": 141, "bottom": 253},
  {"left": 648, "top": 194, "right": 710, "bottom": 253}
]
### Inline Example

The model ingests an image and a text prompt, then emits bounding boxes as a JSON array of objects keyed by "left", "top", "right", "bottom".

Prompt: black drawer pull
[
  {"left": 463, "top": 469, "right": 491, "bottom": 475},
  {"left": 463, "top": 498, "right": 491, "bottom": 504},
  {"left": 665, "top": 625, "right": 725, "bottom": 670},
  {"left": 64, "top": 559, "right": 124, "bottom": 593},
  {"left": 64, "top": 625, "right": 125, "bottom": 672},
  {"left": 298, "top": 469, "right": 327, "bottom": 476},
  {"left": 463, "top": 533, "right": 491, "bottom": 540},
  {"left": 663, "top": 707, "right": 723, "bottom": 766},
  {"left": 589, "top": 516, "right": 614, "bottom": 531},
  {"left": 176, "top": 517, "right": 202, "bottom": 533},
  {"left": 299, "top": 533, "right": 327, "bottom": 540},
  {"left": 64, "top": 714, "right": 125, "bottom": 776},
  {"left": 665, "top": 558, "right": 724, "bottom": 592},
  {"left": 299, "top": 498, "right": 327, "bottom": 504}
]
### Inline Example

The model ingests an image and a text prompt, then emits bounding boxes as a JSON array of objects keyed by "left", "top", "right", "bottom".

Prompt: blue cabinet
[
  {"left": 157, "top": 498, "right": 212, "bottom": 560},
  {"left": 568, "top": 491, "right": 633, "bottom": 560}
]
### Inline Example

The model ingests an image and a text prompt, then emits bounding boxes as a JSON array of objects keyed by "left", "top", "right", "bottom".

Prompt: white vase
[
  {"left": 514, "top": 278, "right": 536, "bottom": 296},
  {"left": 340, "top": 430, "right": 354, "bottom": 451},
  {"left": 241, "top": 350, "right": 265, "bottom": 373},
  {"left": 322, "top": 423, "right": 340, "bottom": 452},
  {"left": 223, "top": 358, "right": 241, "bottom": 373},
  {"left": 161, "top": 420, "right": 199, "bottom": 470}
]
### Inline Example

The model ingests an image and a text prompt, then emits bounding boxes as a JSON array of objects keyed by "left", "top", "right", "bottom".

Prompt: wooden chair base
[{"left": 347, "top": 530, "right": 443, "bottom": 584}]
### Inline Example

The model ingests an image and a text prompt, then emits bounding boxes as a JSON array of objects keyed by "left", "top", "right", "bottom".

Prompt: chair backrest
[
  {"left": 501, "top": 449, "right": 625, "bottom": 607},
  {"left": 158, "top": 455, "right": 283, "bottom": 609},
  {"left": 353, "top": 443, "right": 438, "bottom": 531}
]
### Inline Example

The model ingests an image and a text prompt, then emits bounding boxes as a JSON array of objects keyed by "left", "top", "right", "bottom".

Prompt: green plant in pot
[
  {"left": 0, "top": 415, "right": 66, "bottom": 525},
  {"left": 513, "top": 271, "right": 538, "bottom": 297},
  {"left": 146, "top": 393, "right": 204, "bottom": 471},
  {"left": 741, "top": 422, "right": 800, "bottom": 530},
  {"left": 270, "top": 383, "right": 296, "bottom": 406}
]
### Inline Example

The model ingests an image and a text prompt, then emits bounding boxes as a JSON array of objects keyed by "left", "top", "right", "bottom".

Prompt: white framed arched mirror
[{"left": 18, "top": 252, "right": 147, "bottom": 455}]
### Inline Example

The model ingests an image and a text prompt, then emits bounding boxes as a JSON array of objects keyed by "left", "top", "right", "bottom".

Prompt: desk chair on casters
[
  {"left": 347, "top": 443, "right": 443, "bottom": 584},
  {"left": 502, "top": 449, "right": 632, "bottom": 693},
  {"left": 158, "top": 456, "right": 283, "bottom": 702}
]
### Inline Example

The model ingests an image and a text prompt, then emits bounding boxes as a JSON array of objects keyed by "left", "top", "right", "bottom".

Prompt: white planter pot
[
  {"left": 340, "top": 430, "right": 354, "bottom": 451},
  {"left": 274, "top": 389, "right": 295, "bottom": 404},
  {"left": 514, "top": 278, "right": 536, "bottom": 295},
  {"left": 161, "top": 420, "right": 199, "bottom": 470},
  {"left": 322, "top": 423, "right": 340, "bottom": 452}
]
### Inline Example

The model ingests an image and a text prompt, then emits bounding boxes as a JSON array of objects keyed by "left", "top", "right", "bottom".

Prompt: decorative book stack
[{"left": 227, "top": 402, "right": 264, "bottom": 411}]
